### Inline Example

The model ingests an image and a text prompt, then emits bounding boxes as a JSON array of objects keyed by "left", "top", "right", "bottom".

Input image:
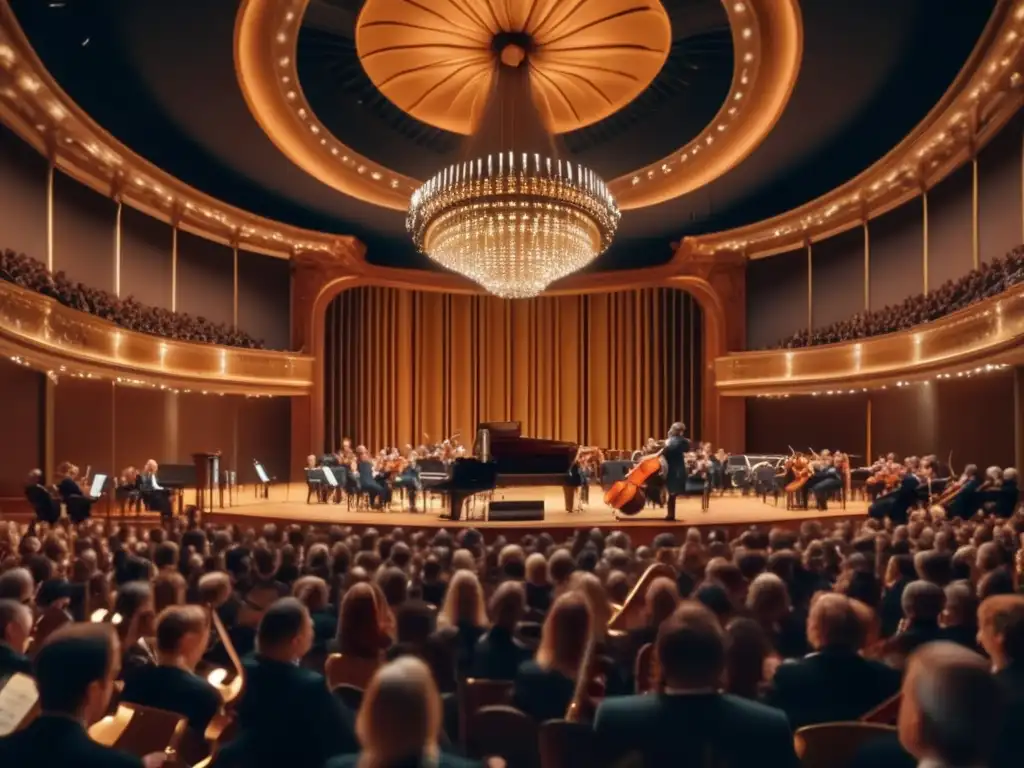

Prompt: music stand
[{"left": 253, "top": 460, "right": 273, "bottom": 499}]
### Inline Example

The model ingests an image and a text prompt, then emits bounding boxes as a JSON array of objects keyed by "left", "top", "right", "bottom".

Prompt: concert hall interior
[{"left": 6, "top": 3, "right": 1024, "bottom": 767}]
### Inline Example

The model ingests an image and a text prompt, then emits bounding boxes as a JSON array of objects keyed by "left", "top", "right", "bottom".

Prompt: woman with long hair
[
  {"left": 325, "top": 657, "right": 478, "bottom": 768},
  {"left": 513, "top": 591, "right": 591, "bottom": 722},
  {"left": 435, "top": 570, "right": 488, "bottom": 676},
  {"left": 328, "top": 582, "right": 391, "bottom": 689},
  {"left": 723, "top": 617, "right": 772, "bottom": 700}
]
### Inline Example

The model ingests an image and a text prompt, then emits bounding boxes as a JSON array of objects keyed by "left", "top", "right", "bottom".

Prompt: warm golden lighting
[{"left": 408, "top": 154, "right": 619, "bottom": 298}]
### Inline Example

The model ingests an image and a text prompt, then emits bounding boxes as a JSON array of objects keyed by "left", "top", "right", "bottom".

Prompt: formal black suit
[
  {"left": 982, "top": 479, "right": 1020, "bottom": 519},
  {"left": 121, "top": 664, "right": 222, "bottom": 735},
  {"left": 221, "top": 655, "right": 358, "bottom": 768},
  {"left": 24, "top": 482, "right": 59, "bottom": 523},
  {"left": 513, "top": 660, "right": 576, "bottom": 723},
  {"left": 946, "top": 477, "right": 982, "bottom": 519},
  {"left": 0, "top": 642, "right": 32, "bottom": 680},
  {"left": 0, "top": 714, "right": 143, "bottom": 768},
  {"left": 139, "top": 472, "right": 173, "bottom": 518},
  {"left": 357, "top": 461, "right": 391, "bottom": 508},
  {"left": 661, "top": 434, "right": 691, "bottom": 521},
  {"left": 593, "top": 691, "right": 799, "bottom": 768},
  {"left": 765, "top": 648, "right": 901, "bottom": 729},
  {"left": 471, "top": 626, "right": 532, "bottom": 681},
  {"left": 869, "top": 474, "right": 920, "bottom": 525}
]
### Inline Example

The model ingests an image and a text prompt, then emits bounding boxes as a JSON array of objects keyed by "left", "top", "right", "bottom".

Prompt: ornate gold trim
[
  {"left": 714, "top": 286, "right": 1024, "bottom": 395},
  {"left": 234, "top": 0, "right": 802, "bottom": 211},
  {"left": 0, "top": 280, "right": 314, "bottom": 396},
  {"left": 0, "top": 4, "right": 360, "bottom": 261},
  {"left": 689, "top": 0, "right": 1024, "bottom": 258}
]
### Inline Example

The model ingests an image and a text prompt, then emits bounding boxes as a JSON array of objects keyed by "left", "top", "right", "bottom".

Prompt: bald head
[{"left": 899, "top": 643, "right": 1005, "bottom": 765}]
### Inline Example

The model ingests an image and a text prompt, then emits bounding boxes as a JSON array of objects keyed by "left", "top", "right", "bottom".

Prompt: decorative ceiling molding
[
  {"left": 0, "top": 3, "right": 362, "bottom": 262},
  {"left": 235, "top": 0, "right": 802, "bottom": 211},
  {"left": 714, "top": 285, "right": 1024, "bottom": 395},
  {"left": 354, "top": 0, "right": 672, "bottom": 137},
  {"left": 687, "top": 0, "right": 1024, "bottom": 259},
  {"left": 0, "top": 280, "right": 314, "bottom": 396}
]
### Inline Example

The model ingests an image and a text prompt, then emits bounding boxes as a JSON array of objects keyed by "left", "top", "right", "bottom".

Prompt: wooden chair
[
  {"left": 861, "top": 692, "right": 901, "bottom": 724},
  {"left": 333, "top": 683, "right": 365, "bottom": 713},
  {"left": 466, "top": 705, "right": 539, "bottom": 768},
  {"left": 539, "top": 719, "right": 597, "bottom": 768},
  {"left": 88, "top": 702, "right": 188, "bottom": 760},
  {"left": 458, "top": 678, "right": 514, "bottom": 746},
  {"left": 0, "top": 672, "right": 40, "bottom": 736},
  {"left": 634, "top": 642, "right": 658, "bottom": 694},
  {"left": 325, "top": 653, "right": 381, "bottom": 691},
  {"left": 794, "top": 722, "right": 896, "bottom": 768}
]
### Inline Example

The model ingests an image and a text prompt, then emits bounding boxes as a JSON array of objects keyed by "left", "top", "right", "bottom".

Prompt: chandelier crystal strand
[{"left": 408, "top": 154, "right": 620, "bottom": 298}]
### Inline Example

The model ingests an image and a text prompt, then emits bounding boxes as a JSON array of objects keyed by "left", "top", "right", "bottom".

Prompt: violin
[
  {"left": 784, "top": 454, "right": 813, "bottom": 493},
  {"left": 604, "top": 452, "right": 664, "bottom": 516}
]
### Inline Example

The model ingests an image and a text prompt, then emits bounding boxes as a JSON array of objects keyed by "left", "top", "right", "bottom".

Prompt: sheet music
[
  {"left": 321, "top": 466, "right": 338, "bottom": 487},
  {"left": 0, "top": 673, "right": 38, "bottom": 736},
  {"left": 255, "top": 463, "right": 271, "bottom": 484}
]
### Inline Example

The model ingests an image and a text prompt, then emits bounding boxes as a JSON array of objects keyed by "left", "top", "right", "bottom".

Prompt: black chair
[
  {"left": 333, "top": 683, "right": 364, "bottom": 713},
  {"left": 467, "top": 705, "right": 539, "bottom": 768},
  {"left": 65, "top": 495, "right": 94, "bottom": 524}
]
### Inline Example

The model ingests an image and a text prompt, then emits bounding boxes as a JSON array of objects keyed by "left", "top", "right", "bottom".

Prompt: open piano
[{"left": 426, "top": 421, "right": 579, "bottom": 521}]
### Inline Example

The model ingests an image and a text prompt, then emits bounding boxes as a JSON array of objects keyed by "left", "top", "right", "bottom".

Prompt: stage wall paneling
[
  {"left": 238, "top": 249, "right": 291, "bottom": 351},
  {"left": 52, "top": 171, "right": 117, "bottom": 293},
  {"left": 0, "top": 359, "right": 43, "bottom": 497},
  {"left": 809, "top": 226, "right": 865, "bottom": 329},
  {"left": 979, "top": 112, "right": 1023, "bottom": 264},
  {"left": 745, "top": 374, "right": 1015, "bottom": 472},
  {"left": 0, "top": 122, "right": 47, "bottom": 263},
  {"left": 746, "top": 248, "right": 808, "bottom": 350},
  {"left": 323, "top": 287, "right": 703, "bottom": 453},
  {"left": 50, "top": 378, "right": 292, "bottom": 488},
  {"left": 175, "top": 230, "right": 234, "bottom": 327},
  {"left": 868, "top": 197, "right": 924, "bottom": 312},
  {"left": 927, "top": 163, "right": 974, "bottom": 291},
  {"left": 120, "top": 205, "right": 174, "bottom": 309}
]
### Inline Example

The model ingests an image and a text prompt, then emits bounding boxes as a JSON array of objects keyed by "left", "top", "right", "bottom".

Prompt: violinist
[
  {"left": 393, "top": 451, "right": 423, "bottom": 512},
  {"left": 55, "top": 462, "right": 93, "bottom": 524},
  {"left": 940, "top": 464, "right": 981, "bottom": 519},
  {"left": 24, "top": 468, "right": 59, "bottom": 524},
  {"left": 660, "top": 422, "right": 691, "bottom": 522},
  {"left": 356, "top": 446, "right": 391, "bottom": 509},
  {"left": 805, "top": 450, "right": 842, "bottom": 511},
  {"left": 981, "top": 467, "right": 1019, "bottom": 518},
  {"left": 868, "top": 456, "right": 920, "bottom": 525},
  {"left": 572, "top": 446, "right": 603, "bottom": 505}
]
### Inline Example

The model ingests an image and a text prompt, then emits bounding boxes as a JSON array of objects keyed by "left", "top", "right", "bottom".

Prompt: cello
[{"left": 604, "top": 453, "right": 664, "bottom": 516}]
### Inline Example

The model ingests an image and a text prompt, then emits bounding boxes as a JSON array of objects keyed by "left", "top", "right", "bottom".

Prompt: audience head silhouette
[
  {"left": 257, "top": 597, "right": 313, "bottom": 661},
  {"left": 34, "top": 623, "right": 121, "bottom": 724}
]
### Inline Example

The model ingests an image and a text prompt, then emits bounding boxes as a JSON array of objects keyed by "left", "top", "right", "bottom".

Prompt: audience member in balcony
[
  {"left": 0, "top": 248, "right": 267, "bottom": 349},
  {"left": 773, "top": 244, "right": 1024, "bottom": 348},
  {"left": 593, "top": 602, "right": 799, "bottom": 767}
]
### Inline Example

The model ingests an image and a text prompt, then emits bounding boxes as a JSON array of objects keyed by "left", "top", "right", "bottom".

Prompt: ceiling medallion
[{"left": 408, "top": 43, "right": 619, "bottom": 298}]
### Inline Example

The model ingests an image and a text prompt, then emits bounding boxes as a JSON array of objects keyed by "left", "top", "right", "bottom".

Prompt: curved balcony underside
[
  {"left": 714, "top": 286, "right": 1024, "bottom": 395},
  {"left": 0, "top": 281, "right": 313, "bottom": 396}
]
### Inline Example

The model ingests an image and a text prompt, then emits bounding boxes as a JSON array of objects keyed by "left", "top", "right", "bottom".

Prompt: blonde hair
[
  {"left": 525, "top": 553, "right": 548, "bottom": 585},
  {"left": 570, "top": 571, "right": 610, "bottom": 640},
  {"left": 357, "top": 657, "right": 440, "bottom": 768},
  {"left": 439, "top": 570, "right": 488, "bottom": 629},
  {"left": 536, "top": 592, "right": 591, "bottom": 677}
]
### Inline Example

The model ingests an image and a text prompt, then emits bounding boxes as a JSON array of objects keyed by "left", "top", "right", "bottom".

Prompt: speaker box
[
  {"left": 487, "top": 500, "right": 545, "bottom": 522},
  {"left": 601, "top": 460, "right": 633, "bottom": 489}
]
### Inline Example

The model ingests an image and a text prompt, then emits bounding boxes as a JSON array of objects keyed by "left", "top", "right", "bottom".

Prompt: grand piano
[{"left": 426, "top": 421, "right": 579, "bottom": 521}]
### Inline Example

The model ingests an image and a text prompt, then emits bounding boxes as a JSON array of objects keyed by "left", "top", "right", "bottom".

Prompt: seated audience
[
  {"left": 0, "top": 623, "right": 143, "bottom": 767},
  {"left": 435, "top": 570, "right": 488, "bottom": 677},
  {"left": 766, "top": 593, "right": 900, "bottom": 727},
  {"left": 0, "top": 598, "right": 32, "bottom": 677},
  {"left": 0, "top": 248, "right": 268, "bottom": 349},
  {"left": 723, "top": 616, "right": 773, "bottom": 700},
  {"left": 887, "top": 580, "right": 948, "bottom": 660},
  {"left": 120, "top": 605, "right": 222, "bottom": 736},
  {"left": 593, "top": 603, "right": 799, "bottom": 767},
  {"left": 220, "top": 598, "right": 358, "bottom": 767},
  {"left": 978, "top": 595, "right": 1024, "bottom": 768},
  {"left": 472, "top": 581, "right": 531, "bottom": 681},
  {"left": 325, "top": 657, "right": 479, "bottom": 768}
]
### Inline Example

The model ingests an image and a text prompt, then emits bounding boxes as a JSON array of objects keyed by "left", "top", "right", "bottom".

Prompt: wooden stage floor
[{"left": 202, "top": 483, "right": 867, "bottom": 541}]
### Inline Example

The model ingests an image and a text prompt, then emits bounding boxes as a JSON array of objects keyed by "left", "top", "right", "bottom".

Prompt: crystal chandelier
[{"left": 407, "top": 43, "right": 620, "bottom": 299}]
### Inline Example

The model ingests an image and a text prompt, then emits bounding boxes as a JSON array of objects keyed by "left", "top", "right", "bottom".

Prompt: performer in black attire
[
  {"left": 868, "top": 458, "right": 921, "bottom": 525},
  {"left": 24, "top": 469, "right": 60, "bottom": 524},
  {"left": 804, "top": 451, "right": 843, "bottom": 511},
  {"left": 661, "top": 422, "right": 691, "bottom": 522},
  {"left": 355, "top": 446, "right": 391, "bottom": 509},
  {"left": 393, "top": 452, "right": 422, "bottom": 512}
]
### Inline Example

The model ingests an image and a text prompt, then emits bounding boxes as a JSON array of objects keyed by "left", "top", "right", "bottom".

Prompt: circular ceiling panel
[{"left": 354, "top": 0, "right": 673, "bottom": 136}]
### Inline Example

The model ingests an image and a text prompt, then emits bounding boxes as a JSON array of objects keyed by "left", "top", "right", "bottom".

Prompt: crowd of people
[
  {"left": 0, "top": 505, "right": 1022, "bottom": 767},
  {"left": 0, "top": 248, "right": 268, "bottom": 349},
  {"left": 773, "top": 245, "right": 1024, "bottom": 348}
]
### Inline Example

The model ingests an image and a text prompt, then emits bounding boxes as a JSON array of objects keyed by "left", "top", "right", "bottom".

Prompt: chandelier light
[{"left": 407, "top": 43, "right": 620, "bottom": 299}]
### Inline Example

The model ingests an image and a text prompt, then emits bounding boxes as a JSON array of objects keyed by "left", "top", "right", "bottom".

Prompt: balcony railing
[{"left": 0, "top": 280, "right": 313, "bottom": 395}]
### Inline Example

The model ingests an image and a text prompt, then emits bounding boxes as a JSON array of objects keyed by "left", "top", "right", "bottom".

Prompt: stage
[{"left": 193, "top": 483, "right": 867, "bottom": 543}]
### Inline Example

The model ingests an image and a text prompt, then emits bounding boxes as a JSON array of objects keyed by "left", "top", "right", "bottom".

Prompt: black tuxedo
[
  {"left": 593, "top": 691, "right": 799, "bottom": 768},
  {"left": 121, "top": 664, "right": 222, "bottom": 735},
  {"left": 765, "top": 648, "right": 901, "bottom": 729},
  {"left": 869, "top": 474, "right": 920, "bottom": 524},
  {"left": 0, "top": 714, "right": 143, "bottom": 768},
  {"left": 471, "top": 626, "right": 532, "bottom": 681},
  {"left": 982, "top": 479, "right": 1019, "bottom": 519},
  {"left": 25, "top": 483, "right": 59, "bottom": 523},
  {"left": 139, "top": 472, "right": 172, "bottom": 518},
  {"left": 221, "top": 655, "right": 358, "bottom": 768},
  {"left": 661, "top": 435, "right": 691, "bottom": 520},
  {"left": 946, "top": 477, "right": 982, "bottom": 519},
  {"left": 0, "top": 642, "right": 32, "bottom": 680}
]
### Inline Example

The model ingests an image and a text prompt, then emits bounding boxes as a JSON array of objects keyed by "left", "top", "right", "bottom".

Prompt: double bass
[{"left": 604, "top": 453, "right": 664, "bottom": 516}]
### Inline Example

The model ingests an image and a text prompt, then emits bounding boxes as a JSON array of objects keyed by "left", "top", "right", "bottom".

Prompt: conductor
[{"left": 661, "top": 422, "right": 691, "bottom": 522}]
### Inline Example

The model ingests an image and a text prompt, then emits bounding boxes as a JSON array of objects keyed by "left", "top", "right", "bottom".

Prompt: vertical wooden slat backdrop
[{"left": 324, "top": 287, "right": 703, "bottom": 451}]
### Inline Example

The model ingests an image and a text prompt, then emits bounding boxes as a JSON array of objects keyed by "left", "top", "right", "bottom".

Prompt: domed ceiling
[{"left": 8, "top": 0, "right": 997, "bottom": 270}]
